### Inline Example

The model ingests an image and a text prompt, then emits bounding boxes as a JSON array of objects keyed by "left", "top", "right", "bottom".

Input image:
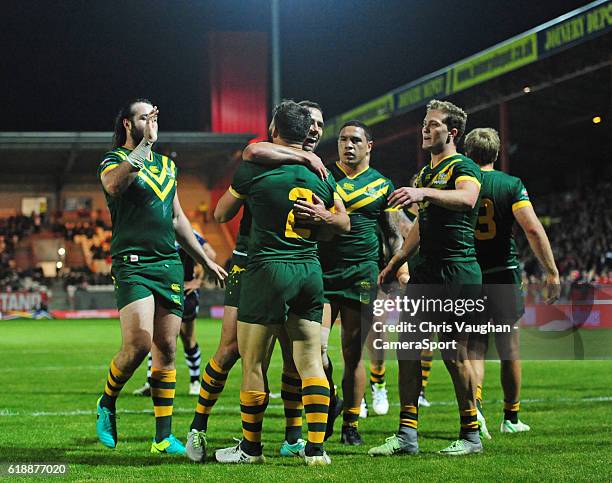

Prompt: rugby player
[
  {"left": 370, "top": 99, "right": 483, "bottom": 456},
  {"left": 132, "top": 230, "right": 216, "bottom": 397},
  {"left": 185, "top": 101, "right": 330, "bottom": 462},
  {"left": 213, "top": 100, "right": 349, "bottom": 465},
  {"left": 95, "top": 99, "right": 226, "bottom": 455},
  {"left": 464, "top": 127, "right": 559, "bottom": 437},
  {"left": 318, "top": 121, "right": 403, "bottom": 445}
]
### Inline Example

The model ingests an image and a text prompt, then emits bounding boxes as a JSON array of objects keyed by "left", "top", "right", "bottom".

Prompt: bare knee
[
  {"left": 119, "top": 338, "right": 151, "bottom": 371},
  {"left": 152, "top": 336, "right": 177, "bottom": 366},
  {"left": 342, "top": 345, "right": 362, "bottom": 371}
]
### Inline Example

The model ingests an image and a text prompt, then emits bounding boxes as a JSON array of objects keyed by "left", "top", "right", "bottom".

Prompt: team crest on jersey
[
  {"left": 366, "top": 186, "right": 381, "bottom": 197},
  {"left": 433, "top": 172, "right": 449, "bottom": 186},
  {"left": 343, "top": 182, "right": 355, "bottom": 191},
  {"left": 149, "top": 166, "right": 160, "bottom": 174}
]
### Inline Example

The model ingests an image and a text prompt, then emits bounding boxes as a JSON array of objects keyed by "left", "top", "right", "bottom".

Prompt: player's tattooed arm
[
  {"left": 173, "top": 193, "right": 227, "bottom": 286},
  {"left": 381, "top": 209, "right": 410, "bottom": 286},
  {"left": 380, "top": 209, "right": 405, "bottom": 257},
  {"left": 378, "top": 218, "right": 420, "bottom": 287},
  {"left": 243, "top": 142, "right": 327, "bottom": 179}
]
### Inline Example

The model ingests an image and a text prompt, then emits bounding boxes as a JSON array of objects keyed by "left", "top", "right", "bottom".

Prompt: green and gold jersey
[
  {"left": 415, "top": 153, "right": 482, "bottom": 263},
  {"left": 230, "top": 161, "right": 338, "bottom": 265},
  {"left": 319, "top": 163, "right": 397, "bottom": 266},
  {"left": 97, "top": 147, "right": 180, "bottom": 264},
  {"left": 475, "top": 168, "right": 531, "bottom": 273}
]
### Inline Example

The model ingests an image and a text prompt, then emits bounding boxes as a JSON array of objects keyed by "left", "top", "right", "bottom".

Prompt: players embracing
[{"left": 211, "top": 100, "right": 350, "bottom": 465}]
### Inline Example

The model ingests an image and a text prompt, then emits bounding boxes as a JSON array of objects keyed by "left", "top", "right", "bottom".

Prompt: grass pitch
[{"left": 1, "top": 318, "right": 611, "bottom": 481}]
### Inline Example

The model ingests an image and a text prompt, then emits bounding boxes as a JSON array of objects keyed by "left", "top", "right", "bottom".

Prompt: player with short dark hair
[
  {"left": 319, "top": 120, "right": 403, "bottom": 445},
  {"left": 371, "top": 99, "right": 484, "bottom": 456},
  {"left": 464, "top": 127, "right": 559, "bottom": 437},
  {"left": 185, "top": 100, "right": 331, "bottom": 463},
  {"left": 212, "top": 100, "right": 349, "bottom": 466},
  {"left": 95, "top": 99, "right": 226, "bottom": 455}
]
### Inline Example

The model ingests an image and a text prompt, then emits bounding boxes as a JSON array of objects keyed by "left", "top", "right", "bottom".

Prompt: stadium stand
[{"left": 518, "top": 181, "right": 612, "bottom": 281}]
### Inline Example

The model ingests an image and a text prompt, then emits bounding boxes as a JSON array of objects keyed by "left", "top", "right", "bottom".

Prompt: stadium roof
[
  {"left": 0, "top": 132, "right": 255, "bottom": 187},
  {"left": 316, "top": 0, "right": 611, "bottom": 194},
  {"left": 320, "top": 0, "right": 611, "bottom": 144}
]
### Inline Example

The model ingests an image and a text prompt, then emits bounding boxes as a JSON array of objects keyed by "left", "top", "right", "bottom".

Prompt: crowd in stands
[
  {"left": 0, "top": 182, "right": 610, "bottom": 296},
  {"left": 518, "top": 182, "right": 611, "bottom": 285},
  {"left": 0, "top": 215, "right": 48, "bottom": 292}
]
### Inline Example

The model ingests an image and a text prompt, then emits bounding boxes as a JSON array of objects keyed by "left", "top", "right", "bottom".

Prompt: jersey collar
[
  {"left": 336, "top": 161, "right": 370, "bottom": 179},
  {"left": 430, "top": 153, "right": 459, "bottom": 169}
]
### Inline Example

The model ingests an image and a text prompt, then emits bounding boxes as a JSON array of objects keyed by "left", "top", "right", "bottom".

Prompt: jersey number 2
[
  {"left": 285, "top": 187, "right": 313, "bottom": 239},
  {"left": 476, "top": 198, "right": 496, "bottom": 240}
]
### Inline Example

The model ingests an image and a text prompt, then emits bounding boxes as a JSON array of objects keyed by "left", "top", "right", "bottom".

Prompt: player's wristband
[
  {"left": 126, "top": 157, "right": 144, "bottom": 170},
  {"left": 127, "top": 139, "right": 153, "bottom": 170}
]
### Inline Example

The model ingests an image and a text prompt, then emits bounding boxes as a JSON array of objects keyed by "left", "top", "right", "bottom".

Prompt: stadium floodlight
[
  {"left": 58, "top": 247, "right": 66, "bottom": 256},
  {"left": 523, "top": 86, "right": 531, "bottom": 93},
  {"left": 592, "top": 116, "right": 602, "bottom": 124},
  {"left": 56, "top": 261, "right": 63, "bottom": 269}
]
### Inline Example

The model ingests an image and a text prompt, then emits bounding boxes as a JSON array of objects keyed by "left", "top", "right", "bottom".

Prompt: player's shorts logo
[
  {"left": 171, "top": 283, "right": 181, "bottom": 292},
  {"left": 171, "top": 294, "right": 182, "bottom": 306},
  {"left": 230, "top": 264, "right": 246, "bottom": 275}
]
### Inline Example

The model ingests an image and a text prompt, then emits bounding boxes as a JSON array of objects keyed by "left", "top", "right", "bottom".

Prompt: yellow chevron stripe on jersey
[
  {"left": 142, "top": 155, "right": 168, "bottom": 184},
  {"left": 346, "top": 185, "right": 389, "bottom": 213},
  {"left": 512, "top": 200, "right": 532, "bottom": 212},
  {"left": 337, "top": 178, "right": 387, "bottom": 203},
  {"left": 138, "top": 170, "right": 175, "bottom": 201}
]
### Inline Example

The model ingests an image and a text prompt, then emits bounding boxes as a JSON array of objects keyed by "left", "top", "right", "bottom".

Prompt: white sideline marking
[
  {"left": 3, "top": 365, "right": 108, "bottom": 372},
  {"left": 2, "top": 396, "right": 612, "bottom": 417}
]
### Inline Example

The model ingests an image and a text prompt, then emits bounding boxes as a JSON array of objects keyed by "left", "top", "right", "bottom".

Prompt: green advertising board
[{"left": 451, "top": 34, "right": 538, "bottom": 94}]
